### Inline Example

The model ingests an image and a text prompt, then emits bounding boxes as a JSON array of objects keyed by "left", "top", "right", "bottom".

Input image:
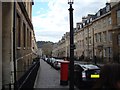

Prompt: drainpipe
[
  {"left": 88, "top": 28, "right": 89, "bottom": 60},
  {"left": 13, "top": 1, "right": 16, "bottom": 89},
  {"left": 93, "top": 28, "right": 96, "bottom": 64}
]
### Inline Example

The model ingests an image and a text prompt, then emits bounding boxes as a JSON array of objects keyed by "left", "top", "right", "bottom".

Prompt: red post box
[{"left": 60, "top": 61, "right": 69, "bottom": 85}]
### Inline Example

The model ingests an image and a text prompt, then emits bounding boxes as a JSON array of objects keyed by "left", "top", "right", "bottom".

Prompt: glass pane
[{"left": 117, "top": 10, "right": 120, "bottom": 25}]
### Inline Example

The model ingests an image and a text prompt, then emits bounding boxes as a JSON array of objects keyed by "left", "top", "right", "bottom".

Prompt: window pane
[
  {"left": 103, "top": 32, "right": 107, "bottom": 42},
  {"left": 118, "top": 34, "right": 120, "bottom": 46},
  {"left": 23, "top": 23, "right": 26, "bottom": 47},
  {"left": 117, "top": 10, "right": 120, "bottom": 25},
  {"left": 108, "top": 32, "right": 112, "bottom": 42},
  {"left": 17, "top": 14, "right": 21, "bottom": 47}
]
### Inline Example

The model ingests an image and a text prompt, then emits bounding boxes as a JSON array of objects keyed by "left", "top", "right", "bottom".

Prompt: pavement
[{"left": 34, "top": 59, "right": 79, "bottom": 90}]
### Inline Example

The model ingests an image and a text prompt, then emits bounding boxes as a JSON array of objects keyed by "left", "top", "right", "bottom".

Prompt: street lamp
[
  {"left": 68, "top": 0, "right": 74, "bottom": 4},
  {"left": 13, "top": 1, "right": 17, "bottom": 89},
  {"left": 68, "top": 0, "right": 74, "bottom": 90}
]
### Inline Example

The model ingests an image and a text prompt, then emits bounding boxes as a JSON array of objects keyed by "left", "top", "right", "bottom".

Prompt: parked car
[
  {"left": 46, "top": 58, "right": 51, "bottom": 64},
  {"left": 47, "top": 58, "right": 54, "bottom": 65},
  {"left": 74, "top": 63, "right": 100, "bottom": 89},
  {"left": 53, "top": 59, "right": 64, "bottom": 70},
  {"left": 44, "top": 58, "right": 48, "bottom": 62},
  {"left": 50, "top": 58, "right": 56, "bottom": 67}
]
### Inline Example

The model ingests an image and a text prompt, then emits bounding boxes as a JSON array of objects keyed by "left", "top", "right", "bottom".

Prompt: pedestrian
[
  {"left": 93, "top": 63, "right": 120, "bottom": 90},
  {"left": 94, "top": 55, "right": 97, "bottom": 65},
  {"left": 81, "top": 54, "right": 84, "bottom": 61}
]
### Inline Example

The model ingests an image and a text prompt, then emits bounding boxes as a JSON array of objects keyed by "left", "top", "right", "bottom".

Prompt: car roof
[
  {"left": 75, "top": 63, "right": 100, "bottom": 70},
  {"left": 55, "top": 59, "right": 64, "bottom": 62}
]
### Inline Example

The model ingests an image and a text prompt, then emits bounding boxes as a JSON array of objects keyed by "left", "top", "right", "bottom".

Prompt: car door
[{"left": 74, "top": 65, "right": 83, "bottom": 84}]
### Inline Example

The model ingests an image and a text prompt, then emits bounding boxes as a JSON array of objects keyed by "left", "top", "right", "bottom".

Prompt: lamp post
[
  {"left": 68, "top": 0, "right": 74, "bottom": 90},
  {"left": 13, "top": 1, "right": 17, "bottom": 89}
]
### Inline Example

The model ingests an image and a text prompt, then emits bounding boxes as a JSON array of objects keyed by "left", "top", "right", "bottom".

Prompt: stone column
[{"left": 2, "top": 2, "right": 13, "bottom": 88}]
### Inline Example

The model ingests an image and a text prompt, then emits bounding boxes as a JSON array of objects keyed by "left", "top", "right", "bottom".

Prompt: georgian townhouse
[
  {"left": 1, "top": 1, "right": 38, "bottom": 89},
  {"left": 52, "top": 2, "right": 120, "bottom": 63}
]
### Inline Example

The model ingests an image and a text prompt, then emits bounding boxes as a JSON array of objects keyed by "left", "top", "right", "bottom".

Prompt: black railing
[
  {"left": 2, "top": 83, "right": 12, "bottom": 90},
  {"left": 16, "top": 58, "right": 40, "bottom": 89}
]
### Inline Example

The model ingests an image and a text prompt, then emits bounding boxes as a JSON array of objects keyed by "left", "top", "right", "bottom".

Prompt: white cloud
[
  {"left": 32, "top": 0, "right": 107, "bottom": 43},
  {"left": 35, "top": 30, "right": 63, "bottom": 43}
]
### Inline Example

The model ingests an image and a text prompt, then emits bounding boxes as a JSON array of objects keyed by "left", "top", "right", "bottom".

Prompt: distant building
[
  {"left": 37, "top": 48, "right": 43, "bottom": 58},
  {"left": 32, "top": 30, "right": 39, "bottom": 58},
  {"left": 1, "top": 1, "right": 38, "bottom": 89}
]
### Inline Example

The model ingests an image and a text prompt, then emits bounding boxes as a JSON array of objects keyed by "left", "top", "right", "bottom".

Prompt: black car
[{"left": 74, "top": 63, "right": 100, "bottom": 89}]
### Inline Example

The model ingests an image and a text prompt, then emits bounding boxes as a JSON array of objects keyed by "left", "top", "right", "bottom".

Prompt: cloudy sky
[{"left": 32, "top": 0, "right": 109, "bottom": 43}]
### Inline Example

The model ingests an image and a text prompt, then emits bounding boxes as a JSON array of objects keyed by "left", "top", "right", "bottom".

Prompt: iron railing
[
  {"left": 2, "top": 58, "right": 40, "bottom": 90},
  {"left": 16, "top": 58, "right": 40, "bottom": 89}
]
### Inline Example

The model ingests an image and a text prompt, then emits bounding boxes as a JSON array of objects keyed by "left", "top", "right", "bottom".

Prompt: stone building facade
[
  {"left": 52, "top": 2, "right": 120, "bottom": 63},
  {"left": 111, "top": 1, "right": 120, "bottom": 63},
  {"left": 32, "top": 30, "right": 39, "bottom": 59},
  {"left": 52, "top": 32, "right": 70, "bottom": 59},
  {"left": 1, "top": 1, "right": 38, "bottom": 89}
]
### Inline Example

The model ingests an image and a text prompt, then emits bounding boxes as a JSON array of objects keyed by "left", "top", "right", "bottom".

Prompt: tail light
[{"left": 82, "top": 71, "right": 86, "bottom": 80}]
